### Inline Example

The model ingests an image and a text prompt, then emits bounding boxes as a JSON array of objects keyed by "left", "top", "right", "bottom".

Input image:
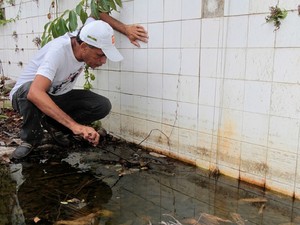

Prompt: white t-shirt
[{"left": 9, "top": 32, "right": 85, "bottom": 100}]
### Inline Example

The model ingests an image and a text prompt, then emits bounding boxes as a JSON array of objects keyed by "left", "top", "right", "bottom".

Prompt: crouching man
[{"left": 9, "top": 20, "right": 123, "bottom": 159}]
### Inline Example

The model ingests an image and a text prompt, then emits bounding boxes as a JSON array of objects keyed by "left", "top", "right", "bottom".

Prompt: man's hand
[
  {"left": 125, "top": 24, "right": 149, "bottom": 47},
  {"left": 71, "top": 124, "right": 100, "bottom": 146},
  {"left": 98, "top": 13, "right": 149, "bottom": 48}
]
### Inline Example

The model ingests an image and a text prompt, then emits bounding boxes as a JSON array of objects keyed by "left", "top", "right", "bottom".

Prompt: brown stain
[
  {"left": 241, "top": 160, "right": 269, "bottom": 175},
  {"left": 217, "top": 118, "right": 236, "bottom": 154},
  {"left": 141, "top": 144, "right": 299, "bottom": 199},
  {"left": 215, "top": 116, "right": 243, "bottom": 168},
  {"left": 196, "top": 147, "right": 210, "bottom": 158}
]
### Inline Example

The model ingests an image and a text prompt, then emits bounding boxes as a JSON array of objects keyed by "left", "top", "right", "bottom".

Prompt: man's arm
[
  {"left": 99, "top": 12, "right": 148, "bottom": 47},
  {"left": 27, "top": 75, "right": 99, "bottom": 146}
]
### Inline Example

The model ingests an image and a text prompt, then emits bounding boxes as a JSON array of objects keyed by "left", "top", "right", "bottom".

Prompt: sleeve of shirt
[{"left": 36, "top": 46, "right": 63, "bottom": 82}]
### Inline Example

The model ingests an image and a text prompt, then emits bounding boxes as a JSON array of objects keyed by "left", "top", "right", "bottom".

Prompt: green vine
[
  {"left": 41, "top": 0, "right": 122, "bottom": 90},
  {"left": 83, "top": 65, "right": 95, "bottom": 90},
  {"left": 41, "top": 0, "right": 122, "bottom": 46},
  {"left": 0, "top": 0, "right": 16, "bottom": 25},
  {"left": 265, "top": 5, "right": 288, "bottom": 31}
]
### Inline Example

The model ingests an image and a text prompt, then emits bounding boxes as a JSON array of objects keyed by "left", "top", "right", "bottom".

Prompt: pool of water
[{"left": 1, "top": 140, "right": 300, "bottom": 225}]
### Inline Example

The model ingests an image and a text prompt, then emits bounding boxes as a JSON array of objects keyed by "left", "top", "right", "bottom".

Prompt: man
[{"left": 9, "top": 20, "right": 123, "bottom": 159}]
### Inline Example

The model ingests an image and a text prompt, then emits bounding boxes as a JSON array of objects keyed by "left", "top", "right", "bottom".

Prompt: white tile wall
[
  {"left": 163, "top": 49, "right": 181, "bottom": 74},
  {"left": 248, "top": 14, "right": 275, "bottom": 47},
  {"left": 3, "top": 0, "right": 300, "bottom": 199},
  {"left": 148, "top": 49, "right": 163, "bottom": 73},
  {"left": 163, "top": 21, "right": 181, "bottom": 48},
  {"left": 178, "top": 75, "right": 199, "bottom": 103},
  {"left": 224, "top": 49, "right": 246, "bottom": 79},
  {"left": 242, "top": 112, "right": 269, "bottom": 145},
  {"left": 249, "top": 0, "right": 278, "bottom": 14},
  {"left": 273, "top": 48, "right": 300, "bottom": 83},
  {"left": 133, "top": 0, "right": 148, "bottom": 24},
  {"left": 148, "top": 23, "right": 164, "bottom": 48},
  {"left": 245, "top": 48, "right": 274, "bottom": 81},
  {"left": 164, "top": 0, "right": 181, "bottom": 21},
  {"left": 225, "top": 16, "right": 248, "bottom": 48},
  {"left": 271, "top": 83, "right": 300, "bottom": 119},
  {"left": 148, "top": 0, "right": 163, "bottom": 23},
  {"left": 147, "top": 73, "right": 163, "bottom": 98},
  {"left": 181, "top": 49, "right": 200, "bottom": 76},
  {"left": 182, "top": 0, "right": 202, "bottom": 19},
  {"left": 201, "top": 18, "right": 222, "bottom": 48},
  {"left": 181, "top": 20, "right": 201, "bottom": 48},
  {"left": 276, "top": 12, "right": 300, "bottom": 47},
  {"left": 222, "top": 79, "right": 244, "bottom": 110},
  {"left": 244, "top": 81, "right": 271, "bottom": 114},
  {"left": 224, "top": 0, "right": 250, "bottom": 16},
  {"left": 268, "top": 116, "right": 300, "bottom": 153}
]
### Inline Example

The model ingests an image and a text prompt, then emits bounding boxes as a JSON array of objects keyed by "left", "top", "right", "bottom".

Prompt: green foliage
[
  {"left": 265, "top": 5, "right": 288, "bottom": 31},
  {"left": 41, "top": 0, "right": 122, "bottom": 47},
  {"left": 83, "top": 65, "right": 95, "bottom": 90},
  {"left": 0, "top": 1, "right": 16, "bottom": 25},
  {"left": 41, "top": 0, "right": 122, "bottom": 90}
]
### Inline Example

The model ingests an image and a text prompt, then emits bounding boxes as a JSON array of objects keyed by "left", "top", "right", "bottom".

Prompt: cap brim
[{"left": 103, "top": 47, "right": 123, "bottom": 62}]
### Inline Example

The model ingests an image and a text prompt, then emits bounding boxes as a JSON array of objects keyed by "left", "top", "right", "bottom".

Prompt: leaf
[
  {"left": 68, "top": 10, "right": 78, "bottom": 31},
  {"left": 115, "top": 0, "right": 122, "bottom": 8},
  {"left": 109, "top": 0, "right": 117, "bottom": 11},
  {"left": 51, "top": 21, "right": 59, "bottom": 38},
  {"left": 33, "top": 217, "right": 41, "bottom": 223},
  {"left": 75, "top": 3, "right": 83, "bottom": 15},
  {"left": 56, "top": 18, "right": 69, "bottom": 36},
  {"left": 79, "top": 10, "right": 88, "bottom": 24},
  {"left": 41, "top": 35, "right": 52, "bottom": 47},
  {"left": 90, "top": 0, "right": 99, "bottom": 19}
]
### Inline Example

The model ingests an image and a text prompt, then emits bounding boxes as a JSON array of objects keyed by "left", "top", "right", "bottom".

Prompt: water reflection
[
  {"left": 2, "top": 145, "right": 300, "bottom": 225},
  {"left": 0, "top": 163, "right": 25, "bottom": 225},
  {"left": 1, "top": 158, "right": 112, "bottom": 225}
]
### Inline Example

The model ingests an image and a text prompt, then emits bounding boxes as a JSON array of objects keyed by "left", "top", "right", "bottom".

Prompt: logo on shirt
[{"left": 50, "top": 67, "right": 83, "bottom": 94}]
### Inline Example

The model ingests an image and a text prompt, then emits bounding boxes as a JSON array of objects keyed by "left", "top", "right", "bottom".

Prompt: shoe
[
  {"left": 41, "top": 118, "right": 70, "bottom": 147},
  {"left": 11, "top": 142, "right": 34, "bottom": 159}
]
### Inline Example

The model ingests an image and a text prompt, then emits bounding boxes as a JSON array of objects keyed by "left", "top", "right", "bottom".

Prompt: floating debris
[
  {"left": 258, "top": 203, "right": 266, "bottom": 214},
  {"left": 230, "top": 212, "right": 246, "bottom": 225},
  {"left": 149, "top": 152, "right": 166, "bottom": 158},
  {"left": 199, "top": 213, "right": 232, "bottom": 224},
  {"left": 239, "top": 197, "right": 267, "bottom": 203},
  {"left": 160, "top": 214, "right": 183, "bottom": 225},
  {"left": 54, "top": 209, "right": 113, "bottom": 225}
]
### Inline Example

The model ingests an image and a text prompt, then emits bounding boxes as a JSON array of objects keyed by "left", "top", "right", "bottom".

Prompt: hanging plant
[
  {"left": 265, "top": 5, "right": 288, "bottom": 31},
  {"left": 41, "top": 0, "right": 122, "bottom": 47},
  {"left": 83, "top": 65, "right": 95, "bottom": 90},
  {"left": 0, "top": 1, "right": 14, "bottom": 25}
]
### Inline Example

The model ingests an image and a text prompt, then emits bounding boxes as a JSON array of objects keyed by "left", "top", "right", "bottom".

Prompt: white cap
[{"left": 79, "top": 20, "right": 123, "bottom": 62}]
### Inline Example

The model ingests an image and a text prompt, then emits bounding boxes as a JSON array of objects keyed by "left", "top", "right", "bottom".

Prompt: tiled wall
[{"left": 1, "top": 0, "right": 300, "bottom": 198}]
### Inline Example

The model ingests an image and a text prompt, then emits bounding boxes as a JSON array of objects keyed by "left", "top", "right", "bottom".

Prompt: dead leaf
[
  {"left": 230, "top": 213, "right": 245, "bottom": 225},
  {"left": 258, "top": 204, "right": 266, "bottom": 214},
  {"left": 0, "top": 153, "right": 10, "bottom": 163},
  {"left": 200, "top": 213, "right": 232, "bottom": 224},
  {"left": 239, "top": 197, "right": 267, "bottom": 203},
  {"left": 54, "top": 209, "right": 113, "bottom": 225},
  {"left": 149, "top": 152, "right": 166, "bottom": 158},
  {"left": 33, "top": 216, "right": 41, "bottom": 223}
]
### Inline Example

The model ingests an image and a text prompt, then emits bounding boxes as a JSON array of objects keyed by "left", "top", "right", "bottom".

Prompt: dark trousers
[{"left": 11, "top": 81, "right": 111, "bottom": 143}]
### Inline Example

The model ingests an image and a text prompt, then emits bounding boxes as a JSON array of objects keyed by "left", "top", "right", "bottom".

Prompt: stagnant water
[{"left": 1, "top": 140, "right": 300, "bottom": 225}]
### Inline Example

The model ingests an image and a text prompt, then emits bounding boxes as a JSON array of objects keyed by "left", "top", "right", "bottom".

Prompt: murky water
[{"left": 1, "top": 141, "right": 300, "bottom": 225}]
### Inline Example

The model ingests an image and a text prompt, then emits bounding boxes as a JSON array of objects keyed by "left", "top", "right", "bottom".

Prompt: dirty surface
[{"left": 1, "top": 110, "right": 300, "bottom": 224}]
